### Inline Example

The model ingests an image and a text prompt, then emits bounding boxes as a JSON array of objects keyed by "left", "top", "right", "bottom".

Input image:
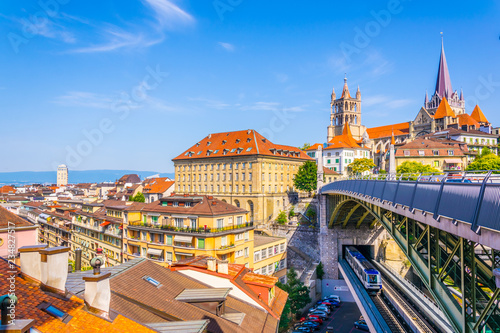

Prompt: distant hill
[{"left": 0, "top": 170, "right": 175, "bottom": 186}]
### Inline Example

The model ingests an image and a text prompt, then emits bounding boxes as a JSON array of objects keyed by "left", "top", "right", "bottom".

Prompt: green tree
[
  {"left": 479, "top": 147, "right": 492, "bottom": 158},
  {"left": 396, "top": 161, "right": 440, "bottom": 174},
  {"left": 293, "top": 161, "right": 317, "bottom": 193},
  {"left": 130, "top": 192, "right": 146, "bottom": 202},
  {"left": 276, "top": 210, "right": 288, "bottom": 225},
  {"left": 347, "top": 158, "right": 376, "bottom": 175},
  {"left": 466, "top": 153, "right": 500, "bottom": 171},
  {"left": 277, "top": 268, "right": 311, "bottom": 318},
  {"left": 316, "top": 262, "right": 325, "bottom": 280},
  {"left": 278, "top": 301, "right": 291, "bottom": 332},
  {"left": 306, "top": 209, "right": 316, "bottom": 220},
  {"left": 288, "top": 206, "right": 295, "bottom": 219},
  {"left": 299, "top": 143, "right": 312, "bottom": 150}
]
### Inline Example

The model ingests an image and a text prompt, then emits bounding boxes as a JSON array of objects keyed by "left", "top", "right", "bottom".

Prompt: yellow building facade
[
  {"left": 172, "top": 129, "right": 313, "bottom": 226},
  {"left": 123, "top": 195, "right": 255, "bottom": 267},
  {"left": 252, "top": 235, "right": 287, "bottom": 283}
]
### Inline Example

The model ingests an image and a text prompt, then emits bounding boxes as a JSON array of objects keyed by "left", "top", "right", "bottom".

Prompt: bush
[
  {"left": 288, "top": 207, "right": 296, "bottom": 219},
  {"left": 276, "top": 210, "right": 288, "bottom": 225}
]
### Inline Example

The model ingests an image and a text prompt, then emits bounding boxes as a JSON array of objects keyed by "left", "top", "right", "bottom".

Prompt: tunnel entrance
[{"left": 342, "top": 245, "right": 374, "bottom": 260}]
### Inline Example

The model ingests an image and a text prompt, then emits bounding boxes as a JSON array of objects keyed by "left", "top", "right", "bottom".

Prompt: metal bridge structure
[{"left": 320, "top": 171, "right": 500, "bottom": 333}]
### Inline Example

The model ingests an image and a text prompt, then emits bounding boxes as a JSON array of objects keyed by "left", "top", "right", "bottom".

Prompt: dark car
[
  {"left": 294, "top": 326, "right": 314, "bottom": 333},
  {"left": 324, "top": 299, "right": 341, "bottom": 307},
  {"left": 354, "top": 320, "right": 369, "bottom": 331},
  {"left": 301, "top": 321, "right": 321, "bottom": 330}
]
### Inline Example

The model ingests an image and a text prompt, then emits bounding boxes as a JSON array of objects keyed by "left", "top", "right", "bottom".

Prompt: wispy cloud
[
  {"left": 141, "top": 0, "right": 195, "bottom": 29},
  {"left": 53, "top": 91, "right": 114, "bottom": 109},
  {"left": 328, "top": 48, "right": 392, "bottom": 78},
  {"left": 218, "top": 42, "right": 235, "bottom": 52},
  {"left": 68, "top": 26, "right": 163, "bottom": 53},
  {"left": 15, "top": 15, "right": 76, "bottom": 43},
  {"left": 275, "top": 73, "right": 289, "bottom": 83}
]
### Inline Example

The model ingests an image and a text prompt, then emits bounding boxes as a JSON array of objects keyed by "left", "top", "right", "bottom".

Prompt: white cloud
[
  {"left": 141, "top": 0, "right": 195, "bottom": 29},
  {"left": 20, "top": 16, "right": 76, "bottom": 43},
  {"left": 218, "top": 42, "right": 235, "bottom": 52},
  {"left": 68, "top": 26, "right": 163, "bottom": 53},
  {"left": 53, "top": 91, "right": 114, "bottom": 109}
]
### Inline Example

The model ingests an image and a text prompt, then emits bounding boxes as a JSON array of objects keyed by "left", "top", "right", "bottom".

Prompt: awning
[
  {"left": 175, "top": 235, "right": 193, "bottom": 243},
  {"left": 148, "top": 213, "right": 161, "bottom": 217},
  {"left": 444, "top": 159, "right": 462, "bottom": 164},
  {"left": 100, "top": 221, "right": 111, "bottom": 227},
  {"left": 175, "top": 252, "right": 194, "bottom": 256},
  {"left": 147, "top": 248, "right": 163, "bottom": 256},
  {"left": 119, "top": 225, "right": 123, "bottom": 230}
]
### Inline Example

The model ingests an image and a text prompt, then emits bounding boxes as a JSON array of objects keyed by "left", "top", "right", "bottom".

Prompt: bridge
[{"left": 318, "top": 172, "right": 500, "bottom": 333}]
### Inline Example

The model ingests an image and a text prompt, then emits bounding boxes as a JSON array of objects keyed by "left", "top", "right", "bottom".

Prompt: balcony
[
  {"left": 104, "top": 228, "right": 123, "bottom": 237},
  {"left": 128, "top": 221, "right": 254, "bottom": 235},
  {"left": 216, "top": 244, "right": 236, "bottom": 254}
]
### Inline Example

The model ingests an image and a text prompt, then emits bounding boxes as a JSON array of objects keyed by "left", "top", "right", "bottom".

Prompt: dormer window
[
  {"left": 173, "top": 202, "right": 179, "bottom": 207},
  {"left": 207, "top": 141, "right": 211, "bottom": 146},
  {"left": 247, "top": 138, "right": 251, "bottom": 142},
  {"left": 185, "top": 202, "right": 192, "bottom": 207},
  {"left": 236, "top": 139, "right": 240, "bottom": 143},
  {"left": 237, "top": 148, "right": 243, "bottom": 154},
  {"left": 196, "top": 143, "right": 200, "bottom": 147},
  {"left": 223, "top": 149, "right": 228, "bottom": 155},
  {"left": 222, "top": 140, "right": 227, "bottom": 145}
]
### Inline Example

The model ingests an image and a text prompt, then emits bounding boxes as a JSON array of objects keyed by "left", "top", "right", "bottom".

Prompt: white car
[{"left": 324, "top": 295, "right": 340, "bottom": 303}]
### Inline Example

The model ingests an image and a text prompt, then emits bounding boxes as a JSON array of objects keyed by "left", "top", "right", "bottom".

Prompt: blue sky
[{"left": 1, "top": 0, "right": 499, "bottom": 173}]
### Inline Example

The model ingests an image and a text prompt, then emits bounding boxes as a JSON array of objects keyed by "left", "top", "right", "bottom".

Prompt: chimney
[
  {"left": 18, "top": 244, "right": 48, "bottom": 283},
  {"left": 0, "top": 294, "right": 34, "bottom": 332},
  {"left": 217, "top": 260, "right": 229, "bottom": 275},
  {"left": 39, "top": 246, "right": 71, "bottom": 294},
  {"left": 75, "top": 248, "right": 82, "bottom": 272},
  {"left": 83, "top": 249, "right": 111, "bottom": 318},
  {"left": 207, "top": 257, "right": 216, "bottom": 272}
]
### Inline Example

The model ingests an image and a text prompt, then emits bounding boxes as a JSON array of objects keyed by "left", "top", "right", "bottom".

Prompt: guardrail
[
  {"left": 322, "top": 170, "right": 500, "bottom": 233},
  {"left": 128, "top": 221, "right": 254, "bottom": 234}
]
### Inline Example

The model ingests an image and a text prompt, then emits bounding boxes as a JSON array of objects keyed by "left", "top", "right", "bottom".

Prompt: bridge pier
[{"left": 319, "top": 194, "right": 387, "bottom": 298}]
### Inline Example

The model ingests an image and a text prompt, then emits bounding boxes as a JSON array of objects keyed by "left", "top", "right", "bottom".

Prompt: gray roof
[
  {"left": 66, "top": 257, "right": 146, "bottom": 295},
  {"left": 175, "top": 287, "right": 231, "bottom": 302},
  {"left": 146, "top": 320, "right": 209, "bottom": 333},
  {"left": 253, "top": 234, "right": 286, "bottom": 248}
]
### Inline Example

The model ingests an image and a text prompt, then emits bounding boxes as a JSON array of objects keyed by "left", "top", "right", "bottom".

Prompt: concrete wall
[{"left": 321, "top": 279, "right": 355, "bottom": 302}]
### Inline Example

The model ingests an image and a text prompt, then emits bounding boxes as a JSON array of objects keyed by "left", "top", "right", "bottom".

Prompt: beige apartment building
[{"left": 172, "top": 129, "right": 313, "bottom": 225}]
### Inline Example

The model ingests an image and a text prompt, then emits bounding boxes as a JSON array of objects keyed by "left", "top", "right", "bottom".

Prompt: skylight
[
  {"left": 37, "top": 301, "right": 72, "bottom": 323},
  {"left": 246, "top": 147, "right": 252, "bottom": 151},
  {"left": 143, "top": 275, "right": 162, "bottom": 287}
]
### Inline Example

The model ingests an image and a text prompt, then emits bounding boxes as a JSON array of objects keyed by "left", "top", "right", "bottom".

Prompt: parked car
[
  {"left": 354, "top": 320, "right": 369, "bottom": 331},
  {"left": 324, "top": 295, "right": 341, "bottom": 303},
  {"left": 309, "top": 311, "right": 329, "bottom": 319},
  {"left": 316, "top": 305, "right": 330, "bottom": 312},
  {"left": 300, "top": 317, "right": 322, "bottom": 324},
  {"left": 321, "top": 301, "right": 337, "bottom": 309},
  {"left": 294, "top": 326, "right": 314, "bottom": 332},
  {"left": 300, "top": 321, "right": 321, "bottom": 331},
  {"left": 324, "top": 298, "right": 341, "bottom": 305},
  {"left": 308, "top": 313, "right": 328, "bottom": 321}
]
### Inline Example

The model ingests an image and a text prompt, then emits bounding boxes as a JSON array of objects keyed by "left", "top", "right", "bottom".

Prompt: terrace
[{"left": 127, "top": 221, "right": 254, "bottom": 236}]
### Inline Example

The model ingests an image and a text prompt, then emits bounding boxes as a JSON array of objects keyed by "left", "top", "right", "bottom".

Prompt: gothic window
[
  {"left": 354, "top": 104, "right": 357, "bottom": 112},
  {"left": 354, "top": 115, "right": 357, "bottom": 124}
]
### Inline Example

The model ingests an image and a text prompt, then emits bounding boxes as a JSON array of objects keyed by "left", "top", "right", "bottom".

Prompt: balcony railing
[{"left": 128, "top": 221, "right": 254, "bottom": 234}]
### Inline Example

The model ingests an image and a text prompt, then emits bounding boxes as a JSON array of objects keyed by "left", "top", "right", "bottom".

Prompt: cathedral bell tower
[{"left": 327, "top": 76, "right": 364, "bottom": 142}]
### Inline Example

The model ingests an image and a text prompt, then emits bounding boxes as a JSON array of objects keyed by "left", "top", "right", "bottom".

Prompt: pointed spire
[
  {"left": 471, "top": 105, "right": 489, "bottom": 124},
  {"left": 460, "top": 88, "right": 463, "bottom": 101},
  {"left": 435, "top": 33, "right": 453, "bottom": 99},
  {"left": 341, "top": 74, "right": 351, "bottom": 99},
  {"left": 356, "top": 85, "right": 361, "bottom": 99},
  {"left": 391, "top": 128, "right": 395, "bottom": 145},
  {"left": 424, "top": 90, "right": 429, "bottom": 105},
  {"left": 331, "top": 85, "right": 336, "bottom": 102}
]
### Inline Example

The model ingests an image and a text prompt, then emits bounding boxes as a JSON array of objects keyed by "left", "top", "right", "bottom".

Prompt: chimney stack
[
  {"left": 217, "top": 260, "right": 229, "bottom": 275},
  {"left": 39, "top": 246, "right": 70, "bottom": 294},
  {"left": 75, "top": 248, "right": 82, "bottom": 272},
  {"left": 18, "top": 244, "right": 48, "bottom": 283},
  {"left": 83, "top": 250, "right": 111, "bottom": 318},
  {"left": 207, "top": 257, "right": 216, "bottom": 272}
]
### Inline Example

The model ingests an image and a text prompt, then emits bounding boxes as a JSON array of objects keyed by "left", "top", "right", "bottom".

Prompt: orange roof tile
[
  {"left": 457, "top": 113, "right": 480, "bottom": 128},
  {"left": 173, "top": 129, "right": 312, "bottom": 161},
  {"left": 434, "top": 97, "right": 456, "bottom": 119},
  {"left": 142, "top": 177, "right": 174, "bottom": 194},
  {"left": 471, "top": 105, "right": 489, "bottom": 123},
  {"left": 0, "top": 185, "right": 15, "bottom": 194},
  {"left": 0, "top": 259, "right": 154, "bottom": 333},
  {"left": 304, "top": 143, "right": 323, "bottom": 151},
  {"left": 366, "top": 122, "right": 410, "bottom": 140},
  {"left": 327, "top": 124, "right": 368, "bottom": 149}
]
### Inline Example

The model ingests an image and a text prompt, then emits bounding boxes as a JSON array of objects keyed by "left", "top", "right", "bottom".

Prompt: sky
[{"left": 1, "top": 0, "right": 500, "bottom": 173}]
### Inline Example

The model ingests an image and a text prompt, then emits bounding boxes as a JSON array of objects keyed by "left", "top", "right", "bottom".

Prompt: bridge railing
[
  {"left": 322, "top": 170, "right": 500, "bottom": 234},
  {"left": 337, "top": 170, "right": 500, "bottom": 183}
]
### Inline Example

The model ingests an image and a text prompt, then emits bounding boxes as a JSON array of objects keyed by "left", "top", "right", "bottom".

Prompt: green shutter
[
  {"left": 167, "top": 235, "right": 172, "bottom": 245},
  {"left": 198, "top": 238, "right": 205, "bottom": 249},
  {"left": 143, "top": 215, "right": 147, "bottom": 223}
]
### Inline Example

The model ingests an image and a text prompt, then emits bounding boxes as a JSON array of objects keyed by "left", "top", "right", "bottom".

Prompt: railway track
[
  {"left": 379, "top": 268, "right": 442, "bottom": 333},
  {"left": 370, "top": 293, "right": 410, "bottom": 333}
]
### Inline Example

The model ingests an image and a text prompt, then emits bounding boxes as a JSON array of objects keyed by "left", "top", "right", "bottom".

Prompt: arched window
[
  {"left": 234, "top": 199, "right": 240, "bottom": 208},
  {"left": 247, "top": 200, "right": 254, "bottom": 222}
]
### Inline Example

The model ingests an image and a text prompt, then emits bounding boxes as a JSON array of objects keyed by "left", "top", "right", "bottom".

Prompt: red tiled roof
[
  {"left": 434, "top": 97, "right": 456, "bottom": 119},
  {"left": 323, "top": 167, "right": 340, "bottom": 175},
  {"left": 366, "top": 122, "right": 410, "bottom": 140},
  {"left": 138, "top": 195, "right": 247, "bottom": 216},
  {"left": 0, "top": 206, "right": 33, "bottom": 229},
  {"left": 304, "top": 143, "right": 323, "bottom": 152},
  {"left": 327, "top": 124, "right": 366, "bottom": 149},
  {"left": 142, "top": 177, "right": 175, "bottom": 194},
  {"left": 471, "top": 105, "right": 489, "bottom": 124},
  {"left": 172, "top": 129, "right": 312, "bottom": 161},
  {"left": 0, "top": 259, "right": 154, "bottom": 332},
  {"left": 0, "top": 185, "right": 15, "bottom": 194},
  {"left": 395, "top": 138, "right": 466, "bottom": 157}
]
